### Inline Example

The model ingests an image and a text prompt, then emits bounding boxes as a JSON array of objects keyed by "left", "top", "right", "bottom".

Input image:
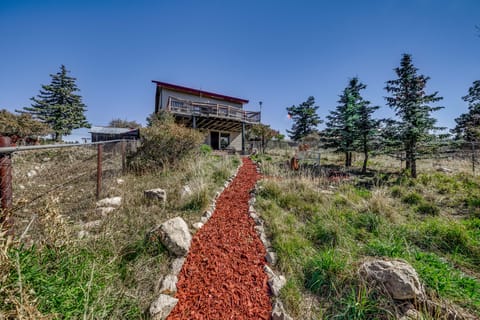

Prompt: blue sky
[{"left": 1, "top": 0, "right": 479, "bottom": 140}]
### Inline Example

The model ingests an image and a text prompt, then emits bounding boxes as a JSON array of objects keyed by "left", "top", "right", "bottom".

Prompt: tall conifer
[
  {"left": 286, "top": 96, "right": 322, "bottom": 141},
  {"left": 20, "top": 65, "right": 90, "bottom": 141},
  {"left": 384, "top": 54, "right": 443, "bottom": 178}
]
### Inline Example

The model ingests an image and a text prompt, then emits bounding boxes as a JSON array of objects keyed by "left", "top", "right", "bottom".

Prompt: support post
[
  {"left": 0, "top": 136, "right": 13, "bottom": 236},
  {"left": 97, "top": 144, "right": 103, "bottom": 200},
  {"left": 192, "top": 115, "right": 197, "bottom": 129},
  {"left": 472, "top": 141, "right": 476, "bottom": 175},
  {"left": 241, "top": 122, "right": 246, "bottom": 155},
  {"left": 121, "top": 140, "right": 126, "bottom": 173}
]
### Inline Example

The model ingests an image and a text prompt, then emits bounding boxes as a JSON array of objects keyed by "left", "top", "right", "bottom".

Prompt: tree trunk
[
  {"left": 345, "top": 151, "right": 352, "bottom": 167},
  {"left": 54, "top": 132, "right": 62, "bottom": 142},
  {"left": 411, "top": 147, "right": 417, "bottom": 178},
  {"left": 362, "top": 138, "right": 368, "bottom": 174}
]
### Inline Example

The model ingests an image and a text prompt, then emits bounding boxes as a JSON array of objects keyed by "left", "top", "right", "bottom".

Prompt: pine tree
[
  {"left": 385, "top": 54, "right": 443, "bottom": 178},
  {"left": 325, "top": 78, "right": 362, "bottom": 167},
  {"left": 452, "top": 80, "right": 480, "bottom": 142},
  {"left": 20, "top": 65, "right": 90, "bottom": 141},
  {"left": 324, "top": 77, "right": 380, "bottom": 171},
  {"left": 355, "top": 90, "right": 380, "bottom": 173},
  {"left": 286, "top": 96, "right": 322, "bottom": 141}
]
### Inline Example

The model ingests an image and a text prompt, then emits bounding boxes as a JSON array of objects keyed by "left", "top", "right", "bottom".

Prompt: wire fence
[{"left": 0, "top": 138, "right": 138, "bottom": 241}]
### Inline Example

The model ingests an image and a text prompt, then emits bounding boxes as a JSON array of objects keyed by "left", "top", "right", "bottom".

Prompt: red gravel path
[{"left": 167, "top": 157, "right": 271, "bottom": 320}]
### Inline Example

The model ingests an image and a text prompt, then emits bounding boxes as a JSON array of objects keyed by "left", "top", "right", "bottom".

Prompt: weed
[
  {"left": 306, "top": 219, "right": 339, "bottom": 248},
  {"left": 390, "top": 185, "right": 403, "bottom": 198},
  {"left": 415, "top": 203, "right": 440, "bottom": 215},
  {"left": 304, "top": 250, "right": 346, "bottom": 297},
  {"left": 402, "top": 192, "right": 423, "bottom": 205}
]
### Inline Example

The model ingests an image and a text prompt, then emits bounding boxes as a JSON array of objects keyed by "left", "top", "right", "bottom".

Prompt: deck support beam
[{"left": 241, "top": 122, "right": 246, "bottom": 155}]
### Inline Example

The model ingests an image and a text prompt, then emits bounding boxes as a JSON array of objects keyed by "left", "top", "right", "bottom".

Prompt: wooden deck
[{"left": 166, "top": 96, "right": 260, "bottom": 131}]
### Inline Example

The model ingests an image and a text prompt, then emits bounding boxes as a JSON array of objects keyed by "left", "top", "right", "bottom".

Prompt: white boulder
[
  {"left": 149, "top": 294, "right": 178, "bottom": 320},
  {"left": 96, "top": 196, "right": 122, "bottom": 207},
  {"left": 158, "top": 217, "right": 192, "bottom": 256},
  {"left": 359, "top": 259, "right": 425, "bottom": 300}
]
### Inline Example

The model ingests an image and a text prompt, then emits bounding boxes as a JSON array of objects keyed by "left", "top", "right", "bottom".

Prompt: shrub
[
  {"left": 416, "top": 203, "right": 440, "bottom": 215},
  {"left": 127, "top": 121, "right": 204, "bottom": 172},
  {"left": 200, "top": 144, "right": 213, "bottom": 155},
  {"left": 402, "top": 192, "right": 423, "bottom": 205}
]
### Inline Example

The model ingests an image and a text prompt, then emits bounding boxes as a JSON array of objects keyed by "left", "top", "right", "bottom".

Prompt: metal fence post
[
  {"left": 0, "top": 136, "right": 13, "bottom": 236},
  {"left": 97, "top": 143, "right": 103, "bottom": 200},
  {"left": 121, "top": 140, "right": 126, "bottom": 173}
]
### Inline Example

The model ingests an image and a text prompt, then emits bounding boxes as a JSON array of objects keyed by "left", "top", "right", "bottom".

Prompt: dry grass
[{"left": 2, "top": 145, "right": 240, "bottom": 318}]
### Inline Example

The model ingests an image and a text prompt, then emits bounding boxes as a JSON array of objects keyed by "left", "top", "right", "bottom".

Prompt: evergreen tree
[
  {"left": 325, "top": 78, "right": 362, "bottom": 167},
  {"left": 286, "top": 96, "right": 322, "bottom": 141},
  {"left": 20, "top": 65, "right": 90, "bottom": 141},
  {"left": 355, "top": 90, "right": 380, "bottom": 173},
  {"left": 384, "top": 54, "right": 443, "bottom": 178},
  {"left": 325, "top": 77, "right": 380, "bottom": 171},
  {"left": 452, "top": 80, "right": 480, "bottom": 142}
]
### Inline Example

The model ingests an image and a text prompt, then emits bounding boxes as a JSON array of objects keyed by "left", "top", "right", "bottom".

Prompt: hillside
[{"left": 1, "top": 145, "right": 480, "bottom": 319}]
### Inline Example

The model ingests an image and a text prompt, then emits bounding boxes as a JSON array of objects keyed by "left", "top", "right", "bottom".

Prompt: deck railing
[{"left": 167, "top": 96, "right": 261, "bottom": 124}]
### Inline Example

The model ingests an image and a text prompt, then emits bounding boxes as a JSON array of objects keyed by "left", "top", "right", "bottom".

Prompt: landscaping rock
[
  {"left": 83, "top": 220, "right": 102, "bottom": 230},
  {"left": 158, "top": 217, "right": 192, "bottom": 256},
  {"left": 96, "top": 196, "right": 122, "bottom": 207},
  {"left": 272, "top": 300, "right": 293, "bottom": 320},
  {"left": 116, "top": 178, "right": 125, "bottom": 184},
  {"left": 144, "top": 188, "right": 167, "bottom": 202},
  {"left": 203, "top": 210, "right": 213, "bottom": 219},
  {"left": 27, "top": 170, "right": 37, "bottom": 178},
  {"left": 399, "top": 308, "right": 422, "bottom": 320},
  {"left": 264, "top": 265, "right": 286, "bottom": 297},
  {"left": 160, "top": 274, "right": 178, "bottom": 294},
  {"left": 266, "top": 250, "right": 277, "bottom": 265},
  {"left": 170, "top": 258, "right": 185, "bottom": 275},
  {"left": 192, "top": 222, "right": 204, "bottom": 230},
  {"left": 77, "top": 230, "right": 89, "bottom": 239},
  {"left": 150, "top": 294, "right": 178, "bottom": 320},
  {"left": 181, "top": 185, "right": 193, "bottom": 199},
  {"left": 96, "top": 206, "right": 116, "bottom": 216},
  {"left": 359, "top": 259, "right": 425, "bottom": 300},
  {"left": 436, "top": 167, "right": 452, "bottom": 173}
]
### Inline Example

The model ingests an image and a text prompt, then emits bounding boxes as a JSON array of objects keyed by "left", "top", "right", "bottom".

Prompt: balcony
[{"left": 166, "top": 96, "right": 261, "bottom": 126}]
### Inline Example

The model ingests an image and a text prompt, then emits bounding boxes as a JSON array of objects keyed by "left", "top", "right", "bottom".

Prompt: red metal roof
[{"left": 152, "top": 80, "right": 249, "bottom": 104}]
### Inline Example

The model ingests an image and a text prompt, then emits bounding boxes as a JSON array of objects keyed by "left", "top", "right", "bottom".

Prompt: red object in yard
[{"left": 167, "top": 158, "right": 271, "bottom": 320}]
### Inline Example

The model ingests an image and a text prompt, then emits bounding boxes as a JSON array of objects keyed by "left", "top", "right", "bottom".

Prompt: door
[{"left": 210, "top": 131, "right": 219, "bottom": 150}]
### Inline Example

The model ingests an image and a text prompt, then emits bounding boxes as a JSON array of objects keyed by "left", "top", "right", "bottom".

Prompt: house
[
  {"left": 152, "top": 81, "right": 261, "bottom": 153},
  {"left": 90, "top": 126, "right": 140, "bottom": 142}
]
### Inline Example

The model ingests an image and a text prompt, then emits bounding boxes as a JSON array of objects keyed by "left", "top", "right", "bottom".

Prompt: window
[{"left": 220, "top": 133, "right": 230, "bottom": 149}]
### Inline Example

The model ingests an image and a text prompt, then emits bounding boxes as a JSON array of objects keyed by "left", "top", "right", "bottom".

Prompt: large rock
[
  {"left": 170, "top": 257, "right": 185, "bottom": 275},
  {"left": 96, "top": 196, "right": 122, "bottom": 207},
  {"left": 159, "top": 217, "right": 192, "bottom": 256},
  {"left": 359, "top": 259, "right": 425, "bottom": 300},
  {"left": 264, "top": 265, "right": 286, "bottom": 297},
  {"left": 150, "top": 294, "right": 178, "bottom": 320},
  {"left": 159, "top": 274, "right": 178, "bottom": 294},
  {"left": 145, "top": 188, "right": 167, "bottom": 202},
  {"left": 272, "top": 300, "right": 293, "bottom": 320}
]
